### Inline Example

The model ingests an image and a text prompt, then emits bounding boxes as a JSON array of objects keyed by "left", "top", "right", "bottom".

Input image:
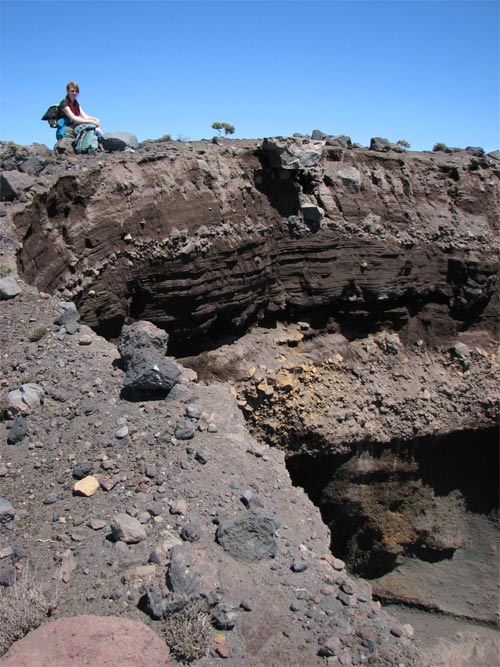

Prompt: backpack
[
  {"left": 41, "top": 105, "right": 60, "bottom": 128},
  {"left": 73, "top": 123, "right": 99, "bottom": 154},
  {"left": 100, "top": 137, "right": 127, "bottom": 152}
]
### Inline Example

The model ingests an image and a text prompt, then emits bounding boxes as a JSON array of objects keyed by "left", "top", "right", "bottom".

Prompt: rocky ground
[
  {"left": 0, "top": 252, "right": 422, "bottom": 665},
  {"left": 1, "top": 136, "right": 499, "bottom": 666}
]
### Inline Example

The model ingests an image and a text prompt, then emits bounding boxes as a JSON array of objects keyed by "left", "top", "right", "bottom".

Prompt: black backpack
[
  {"left": 100, "top": 137, "right": 128, "bottom": 152},
  {"left": 41, "top": 105, "right": 59, "bottom": 128}
]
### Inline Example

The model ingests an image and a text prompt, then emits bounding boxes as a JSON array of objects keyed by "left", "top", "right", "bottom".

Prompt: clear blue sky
[{"left": 1, "top": 0, "right": 499, "bottom": 151}]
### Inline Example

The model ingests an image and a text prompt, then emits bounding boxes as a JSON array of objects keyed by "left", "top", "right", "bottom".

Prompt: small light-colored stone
[
  {"left": 170, "top": 499, "right": 187, "bottom": 515},
  {"left": 73, "top": 476, "right": 100, "bottom": 497},
  {"left": 402, "top": 623, "right": 414, "bottom": 639},
  {"left": 78, "top": 335, "right": 93, "bottom": 346},
  {"left": 276, "top": 369, "right": 295, "bottom": 390}
]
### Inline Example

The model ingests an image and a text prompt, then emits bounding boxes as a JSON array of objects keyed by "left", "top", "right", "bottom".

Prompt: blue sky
[{"left": 1, "top": 0, "right": 499, "bottom": 151}]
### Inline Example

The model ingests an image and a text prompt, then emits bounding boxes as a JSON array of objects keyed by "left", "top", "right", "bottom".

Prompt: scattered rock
[
  {"left": 110, "top": 513, "right": 147, "bottom": 544},
  {"left": 175, "top": 419, "right": 196, "bottom": 440},
  {"left": 216, "top": 511, "right": 280, "bottom": 562},
  {"left": 7, "top": 384, "right": 43, "bottom": 414},
  {"left": 6, "top": 416, "right": 28, "bottom": 444},
  {"left": 180, "top": 518, "right": 202, "bottom": 542},
  {"left": 167, "top": 544, "right": 219, "bottom": 598},
  {"left": 291, "top": 559, "right": 308, "bottom": 573},
  {"left": 0, "top": 497, "right": 15, "bottom": 527}
]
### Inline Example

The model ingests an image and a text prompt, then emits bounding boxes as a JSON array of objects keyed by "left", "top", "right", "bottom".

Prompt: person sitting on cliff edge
[{"left": 56, "top": 81, "right": 103, "bottom": 140}]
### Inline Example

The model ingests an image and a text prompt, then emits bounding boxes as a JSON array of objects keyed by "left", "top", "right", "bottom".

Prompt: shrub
[
  {"left": 0, "top": 264, "right": 11, "bottom": 278},
  {"left": 0, "top": 567, "right": 53, "bottom": 656},
  {"left": 28, "top": 327, "right": 47, "bottom": 342},
  {"left": 433, "top": 142, "right": 449, "bottom": 152},
  {"left": 397, "top": 139, "right": 411, "bottom": 151},
  {"left": 161, "top": 600, "right": 211, "bottom": 662},
  {"left": 212, "top": 122, "right": 235, "bottom": 137}
]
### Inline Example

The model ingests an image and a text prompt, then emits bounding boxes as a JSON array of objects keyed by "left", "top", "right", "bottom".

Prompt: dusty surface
[{"left": 384, "top": 606, "right": 500, "bottom": 667}]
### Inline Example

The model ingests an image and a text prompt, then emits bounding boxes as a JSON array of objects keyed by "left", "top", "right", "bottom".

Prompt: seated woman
[{"left": 56, "top": 81, "right": 103, "bottom": 140}]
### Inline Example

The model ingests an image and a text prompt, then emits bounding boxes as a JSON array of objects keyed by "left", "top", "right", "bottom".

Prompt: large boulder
[
  {"left": 118, "top": 321, "right": 179, "bottom": 398},
  {"left": 0, "top": 277, "right": 22, "bottom": 300},
  {"left": 324, "top": 163, "right": 362, "bottom": 190},
  {"left": 0, "top": 615, "right": 170, "bottom": 667},
  {"left": 123, "top": 354, "right": 180, "bottom": 397},
  {"left": 262, "top": 137, "right": 325, "bottom": 170},
  {"left": 0, "top": 170, "right": 35, "bottom": 201},
  {"left": 103, "top": 132, "right": 138, "bottom": 149},
  {"left": 118, "top": 321, "right": 169, "bottom": 363},
  {"left": 53, "top": 301, "right": 80, "bottom": 327}
]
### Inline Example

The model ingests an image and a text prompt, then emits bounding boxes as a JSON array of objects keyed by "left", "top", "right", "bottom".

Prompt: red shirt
[{"left": 58, "top": 96, "right": 81, "bottom": 118}]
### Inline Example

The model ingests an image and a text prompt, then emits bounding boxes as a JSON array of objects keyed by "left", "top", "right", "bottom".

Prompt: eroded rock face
[{"left": 10, "top": 138, "right": 499, "bottom": 352}]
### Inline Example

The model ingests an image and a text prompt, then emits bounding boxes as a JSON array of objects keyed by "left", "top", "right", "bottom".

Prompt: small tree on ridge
[{"left": 212, "top": 122, "right": 235, "bottom": 137}]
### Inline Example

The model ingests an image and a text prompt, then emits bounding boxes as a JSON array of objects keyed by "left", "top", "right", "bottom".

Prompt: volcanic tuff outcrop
[
  {"left": 1, "top": 135, "right": 499, "bottom": 666},
  {"left": 8, "top": 136, "right": 499, "bottom": 350}
]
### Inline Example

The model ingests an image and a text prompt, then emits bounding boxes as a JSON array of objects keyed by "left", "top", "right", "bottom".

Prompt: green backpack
[{"left": 73, "top": 123, "right": 99, "bottom": 154}]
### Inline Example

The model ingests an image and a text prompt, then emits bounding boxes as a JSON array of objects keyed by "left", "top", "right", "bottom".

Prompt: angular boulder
[
  {"left": 110, "top": 513, "right": 146, "bottom": 544},
  {"left": 0, "top": 276, "right": 22, "bottom": 300},
  {"left": 262, "top": 137, "right": 325, "bottom": 170},
  {"left": 0, "top": 170, "right": 35, "bottom": 201},
  {"left": 123, "top": 355, "right": 180, "bottom": 396}
]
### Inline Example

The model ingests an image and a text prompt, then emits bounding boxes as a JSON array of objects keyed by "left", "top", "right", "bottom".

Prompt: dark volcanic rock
[
  {"left": 7, "top": 416, "right": 28, "bottom": 445},
  {"left": 123, "top": 354, "right": 180, "bottom": 397},
  {"left": 216, "top": 511, "right": 281, "bottom": 562},
  {"left": 0, "top": 170, "right": 35, "bottom": 201},
  {"left": 118, "top": 320, "right": 169, "bottom": 363}
]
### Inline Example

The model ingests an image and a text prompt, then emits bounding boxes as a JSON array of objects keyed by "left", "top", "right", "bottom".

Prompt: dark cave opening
[{"left": 285, "top": 427, "right": 499, "bottom": 579}]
